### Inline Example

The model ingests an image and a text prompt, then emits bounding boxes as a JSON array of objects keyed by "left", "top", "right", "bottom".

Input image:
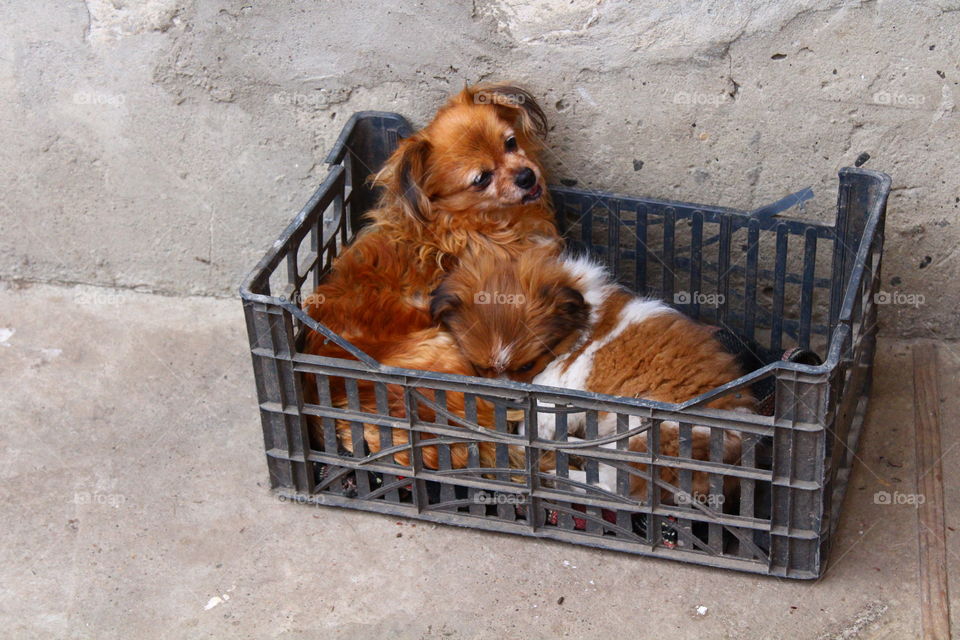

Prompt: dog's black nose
[{"left": 514, "top": 167, "right": 536, "bottom": 190}]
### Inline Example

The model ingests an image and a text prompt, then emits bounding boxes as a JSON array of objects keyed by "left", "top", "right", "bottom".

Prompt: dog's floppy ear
[
  {"left": 375, "top": 134, "right": 432, "bottom": 223},
  {"left": 546, "top": 285, "right": 589, "bottom": 336},
  {"left": 472, "top": 84, "right": 548, "bottom": 140},
  {"left": 429, "top": 282, "right": 462, "bottom": 328}
]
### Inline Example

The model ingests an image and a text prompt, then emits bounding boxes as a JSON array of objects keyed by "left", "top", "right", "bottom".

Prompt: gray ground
[{"left": 1, "top": 281, "right": 956, "bottom": 639}]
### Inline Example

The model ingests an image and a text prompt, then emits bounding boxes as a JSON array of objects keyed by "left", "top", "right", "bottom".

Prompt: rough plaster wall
[{"left": 0, "top": 0, "right": 957, "bottom": 338}]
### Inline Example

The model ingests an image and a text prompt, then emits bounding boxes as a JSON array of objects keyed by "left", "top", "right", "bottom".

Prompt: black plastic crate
[{"left": 240, "top": 111, "right": 890, "bottom": 578}]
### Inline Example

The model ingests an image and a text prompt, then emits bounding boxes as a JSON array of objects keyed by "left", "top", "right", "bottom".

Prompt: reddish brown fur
[
  {"left": 430, "top": 249, "right": 588, "bottom": 382},
  {"left": 586, "top": 298, "right": 753, "bottom": 411},
  {"left": 577, "top": 292, "right": 752, "bottom": 502},
  {"left": 560, "top": 289, "right": 630, "bottom": 366},
  {"left": 367, "top": 85, "right": 559, "bottom": 272},
  {"left": 329, "top": 328, "right": 498, "bottom": 469},
  {"left": 302, "top": 85, "right": 561, "bottom": 468}
]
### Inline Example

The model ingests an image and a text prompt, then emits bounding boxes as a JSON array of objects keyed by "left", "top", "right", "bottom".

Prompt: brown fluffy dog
[
  {"left": 431, "top": 246, "right": 753, "bottom": 503},
  {"left": 303, "top": 85, "right": 561, "bottom": 471}
]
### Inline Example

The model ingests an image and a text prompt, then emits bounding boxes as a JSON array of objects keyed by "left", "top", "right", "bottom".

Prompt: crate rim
[{"left": 323, "top": 110, "right": 414, "bottom": 167}]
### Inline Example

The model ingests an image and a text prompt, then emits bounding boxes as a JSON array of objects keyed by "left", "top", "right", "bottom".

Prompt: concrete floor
[{"left": 1, "top": 281, "right": 956, "bottom": 639}]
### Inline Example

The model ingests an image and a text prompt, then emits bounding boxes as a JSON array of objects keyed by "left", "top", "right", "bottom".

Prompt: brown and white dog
[
  {"left": 431, "top": 246, "right": 752, "bottom": 501},
  {"left": 302, "top": 85, "right": 562, "bottom": 470}
]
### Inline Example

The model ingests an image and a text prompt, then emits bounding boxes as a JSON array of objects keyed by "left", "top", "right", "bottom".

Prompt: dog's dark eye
[
  {"left": 515, "top": 361, "right": 536, "bottom": 374},
  {"left": 505, "top": 136, "right": 518, "bottom": 152},
  {"left": 473, "top": 171, "right": 493, "bottom": 188}
]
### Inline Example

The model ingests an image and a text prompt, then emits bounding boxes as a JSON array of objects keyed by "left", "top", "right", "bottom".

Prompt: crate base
[{"left": 274, "top": 487, "right": 814, "bottom": 578}]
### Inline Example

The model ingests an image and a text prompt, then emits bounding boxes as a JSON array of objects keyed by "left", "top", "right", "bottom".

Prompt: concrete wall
[{"left": 1, "top": 0, "right": 957, "bottom": 338}]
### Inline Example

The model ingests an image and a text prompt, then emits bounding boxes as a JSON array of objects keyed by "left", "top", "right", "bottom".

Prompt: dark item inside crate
[{"left": 240, "top": 111, "right": 890, "bottom": 578}]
